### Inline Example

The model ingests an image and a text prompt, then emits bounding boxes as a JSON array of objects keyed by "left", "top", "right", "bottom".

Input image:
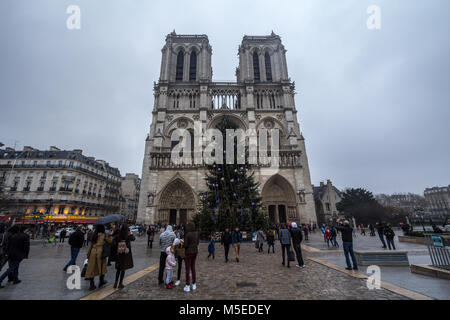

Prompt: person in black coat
[
  {"left": 114, "top": 224, "right": 135, "bottom": 289},
  {"left": 0, "top": 226, "right": 30, "bottom": 288},
  {"left": 221, "top": 228, "right": 232, "bottom": 262},
  {"left": 289, "top": 223, "right": 305, "bottom": 268},
  {"left": 63, "top": 226, "right": 84, "bottom": 271},
  {"left": 335, "top": 220, "right": 358, "bottom": 270},
  {"left": 59, "top": 228, "right": 67, "bottom": 243}
]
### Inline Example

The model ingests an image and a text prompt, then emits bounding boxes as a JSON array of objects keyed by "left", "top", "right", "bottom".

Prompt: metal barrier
[{"left": 424, "top": 233, "right": 450, "bottom": 270}]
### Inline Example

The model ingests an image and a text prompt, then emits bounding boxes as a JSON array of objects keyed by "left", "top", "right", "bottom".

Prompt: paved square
[{"left": 106, "top": 241, "right": 407, "bottom": 300}]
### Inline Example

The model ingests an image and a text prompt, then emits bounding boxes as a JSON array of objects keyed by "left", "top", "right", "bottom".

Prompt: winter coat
[
  {"left": 336, "top": 225, "right": 353, "bottom": 243},
  {"left": 159, "top": 226, "right": 176, "bottom": 252},
  {"left": 115, "top": 234, "right": 135, "bottom": 271},
  {"left": 266, "top": 231, "right": 275, "bottom": 245},
  {"left": 256, "top": 230, "right": 265, "bottom": 244},
  {"left": 165, "top": 247, "right": 177, "bottom": 270},
  {"left": 376, "top": 224, "right": 384, "bottom": 235},
  {"left": 208, "top": 239, "right": 215, "bottom": 253},
  {"left": 384, "top": 227, "right": 395, "bottom": 240},
  {"left": 290, "top": 227, "right": 303, "bottom": 245},
  {"left": 279, "top": 228, "right": 291, "bottom": 245},
  {"left": 221, "top": 231, "right": 232, "bottom": 245},
  {"left": 232, "top": 231, "right": 243, "bottom": 244},
  {"left": 68, "top": 230, "right": 84, "bottom": 249},
  {"left": 85, "top": 233, "right": 112, "bottom": 279},
  {"left": 325, "top": 230, "right": 332, "bottom": 240},
  {"left": 184, "top": 222, "right": 199, "bottom": 256},
  {"left": 5, "top": 232, "right": 30, "bottom": 261}
]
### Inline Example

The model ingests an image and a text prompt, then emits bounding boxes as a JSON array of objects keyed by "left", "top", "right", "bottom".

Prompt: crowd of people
[{"left": 0, "top": 217, "right": 434, "bottom": 294}]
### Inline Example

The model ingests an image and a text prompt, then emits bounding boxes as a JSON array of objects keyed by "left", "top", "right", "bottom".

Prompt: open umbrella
[{"left": 94, "top": 214, "right": 125, "bottom": 225}]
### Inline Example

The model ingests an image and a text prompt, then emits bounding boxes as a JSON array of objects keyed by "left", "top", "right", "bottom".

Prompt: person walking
[
  {"left": 231, "top": 227, "right": 243, "bottom": 263},
  {"left": 86, "top": 228, "right": 93, "bottom": 247},
  {"left": 207, "top": 235, "right": 215, "bottom": 259},
  {"left": 360, "top": 224, "right": 366, "bottom": 236},
  {"left": 0, "top": 225, "right": 8, "bottom": 273},
  {"left": 325, "top": 227, "right": 332, "bottom": 248},
  {"left": 335, "top": 219, "right": 358, "bottom": 270},
  {"left": 384, "top": 223, "right": 396, "bottom": 250},
  {"left": 63, "top": 226, "right": 84, "bottom": 272},
  {"left": 290, "top": 223, "right": 305, "bottom": 268},
  {"left": 266, "top": 228, "right": 275, "bottom": 254},
  {"left": 376, "top": 222, "right": 387, "bottom": 249},
  {"left": 256, "top": 227, "right": 265, "bottom": 253},
  {"left": 114, "top": 224, "right": 135, "bottom": 289},
  {"left": 0, "top": 226, "right": 30, "bottom": 288},
  {"left": 369, "top": 224, "right": 375, "bottom": 236},
  {"left": 59, "top": 228, "right": 67, "bottom": 243},
  {"left": 330, "top": 225, "right": 339, "bottom": 248},
  {"left": 321, "top": 225, "right": 326, "bottom": 242},
  {"left": 158, "top": 225, "right": 176, "bottom": 285},
  {"left": 183, "top": 222, "right": 199, "bottom": 293},
  {"left": 147, "top": 226, "right": 155, "bottom": 248},
  {"left": 279, "top": 223, "right": 292, "bottom": 268},
  {"left": 303, "top": 224, "right": 309, "bottom": 241},
  {"left": 221, "top": 228, "right": 232, "bottom": 262},
  {"left": 84, "top": 224, "right": 112, "bottom": 291}
]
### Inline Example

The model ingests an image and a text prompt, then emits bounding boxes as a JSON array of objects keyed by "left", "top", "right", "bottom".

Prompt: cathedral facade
[{"left": 137, "top": 31, "right": 317, "bottom": 226}]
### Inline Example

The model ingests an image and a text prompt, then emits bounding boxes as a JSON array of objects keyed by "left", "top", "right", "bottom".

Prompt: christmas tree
[{"left": 194, "top": 116, "right": 269, "bottom": 236}]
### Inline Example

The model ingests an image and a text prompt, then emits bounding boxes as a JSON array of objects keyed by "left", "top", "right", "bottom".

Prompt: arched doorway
[
  {"left": 157, "top": 178, "right": 196, "bottom": 225},
  {"left": 262, "top": 174, "right": 297, "bottom": 225}
]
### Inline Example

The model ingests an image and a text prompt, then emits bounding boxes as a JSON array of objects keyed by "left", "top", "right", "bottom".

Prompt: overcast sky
[{"left": 0, "top": 0, "right": 449, "bottom": 195}]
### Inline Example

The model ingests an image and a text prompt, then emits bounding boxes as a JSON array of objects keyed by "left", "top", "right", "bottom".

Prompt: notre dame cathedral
[{"left": 137, "top": 31, "right": 317, "bottom": 226}]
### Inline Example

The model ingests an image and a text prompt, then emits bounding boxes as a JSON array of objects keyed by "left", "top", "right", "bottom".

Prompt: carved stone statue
[{"left": 147, "top": 192, "right": 155, "bottom": 206}]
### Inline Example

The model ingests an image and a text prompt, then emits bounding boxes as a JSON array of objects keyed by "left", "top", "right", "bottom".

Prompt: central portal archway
[
  {"left": 158, "top": 178, "right": 196, "bottom": 225},
  {"left": 262, "top": 174, "right": 297, "bottom": 225}
]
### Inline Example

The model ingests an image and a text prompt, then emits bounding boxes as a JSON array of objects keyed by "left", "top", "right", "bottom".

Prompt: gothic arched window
[
  {"left": 175, "top": 51, "right": 184, "bottom": 81},
  {"left": 253, "top": 52, "right": 260, "bottom": 82},
  {"left": 189, "top": 51, "right": 197, "bottom": 81},
  {"left": 265, "top": 52, "right": 272, "bottom": 82}
]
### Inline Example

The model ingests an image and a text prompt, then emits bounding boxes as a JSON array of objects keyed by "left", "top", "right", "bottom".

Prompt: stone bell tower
[{"left": 137, "top": 31, "right": 317, "bottom": 226}]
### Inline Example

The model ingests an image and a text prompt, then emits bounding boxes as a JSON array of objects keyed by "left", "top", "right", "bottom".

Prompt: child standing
[
  {"left": 207, "top": 235, "right": 215, "bottom": 259},
  {"left": 165, "top": 245, "right": 177, "bottom": 289}
]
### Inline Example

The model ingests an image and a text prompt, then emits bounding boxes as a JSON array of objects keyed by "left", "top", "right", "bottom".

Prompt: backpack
[{"left": 117, "top": 240, "right": 129, "bottom": 254}]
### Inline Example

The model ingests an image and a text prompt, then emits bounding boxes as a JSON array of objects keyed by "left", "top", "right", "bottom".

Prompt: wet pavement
[
  {"left": 106, "top": 241, "right": 406, "bottom": 300},
  {"left": 0, "top": 235, "right": 159, "bottom": 300},
  {"left": 304, "top": 231, "right": 450, "bottom": 300},
  {"left": 303, "top": 228, "right": 428, "bottom": 252}
]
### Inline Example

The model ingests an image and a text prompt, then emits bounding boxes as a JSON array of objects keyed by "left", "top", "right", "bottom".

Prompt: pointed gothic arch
[
  {"left": 261, "top": 174, "right": 297, "bottom": 224},
  {"left": 175, "top": 51, "right": 184, "bottom": 81},
  {"left": 253, "top": 51, "right": 261, "bottom": 82},
  {"left": 157, "top": 177, "right": 196, "bottom": 225}
]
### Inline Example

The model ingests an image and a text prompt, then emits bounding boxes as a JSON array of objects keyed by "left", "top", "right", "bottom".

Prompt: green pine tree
[{"left": 194, "top": 116, "right": 268, "bottom": 234}]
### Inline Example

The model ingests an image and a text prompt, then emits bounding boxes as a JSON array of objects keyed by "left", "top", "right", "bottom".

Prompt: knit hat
[
  {"left": 173, "top": 238, "right": 181, "bottom": 246},
  {"left": 292, "top": 222, "right": 297, "bottom": 228}
]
